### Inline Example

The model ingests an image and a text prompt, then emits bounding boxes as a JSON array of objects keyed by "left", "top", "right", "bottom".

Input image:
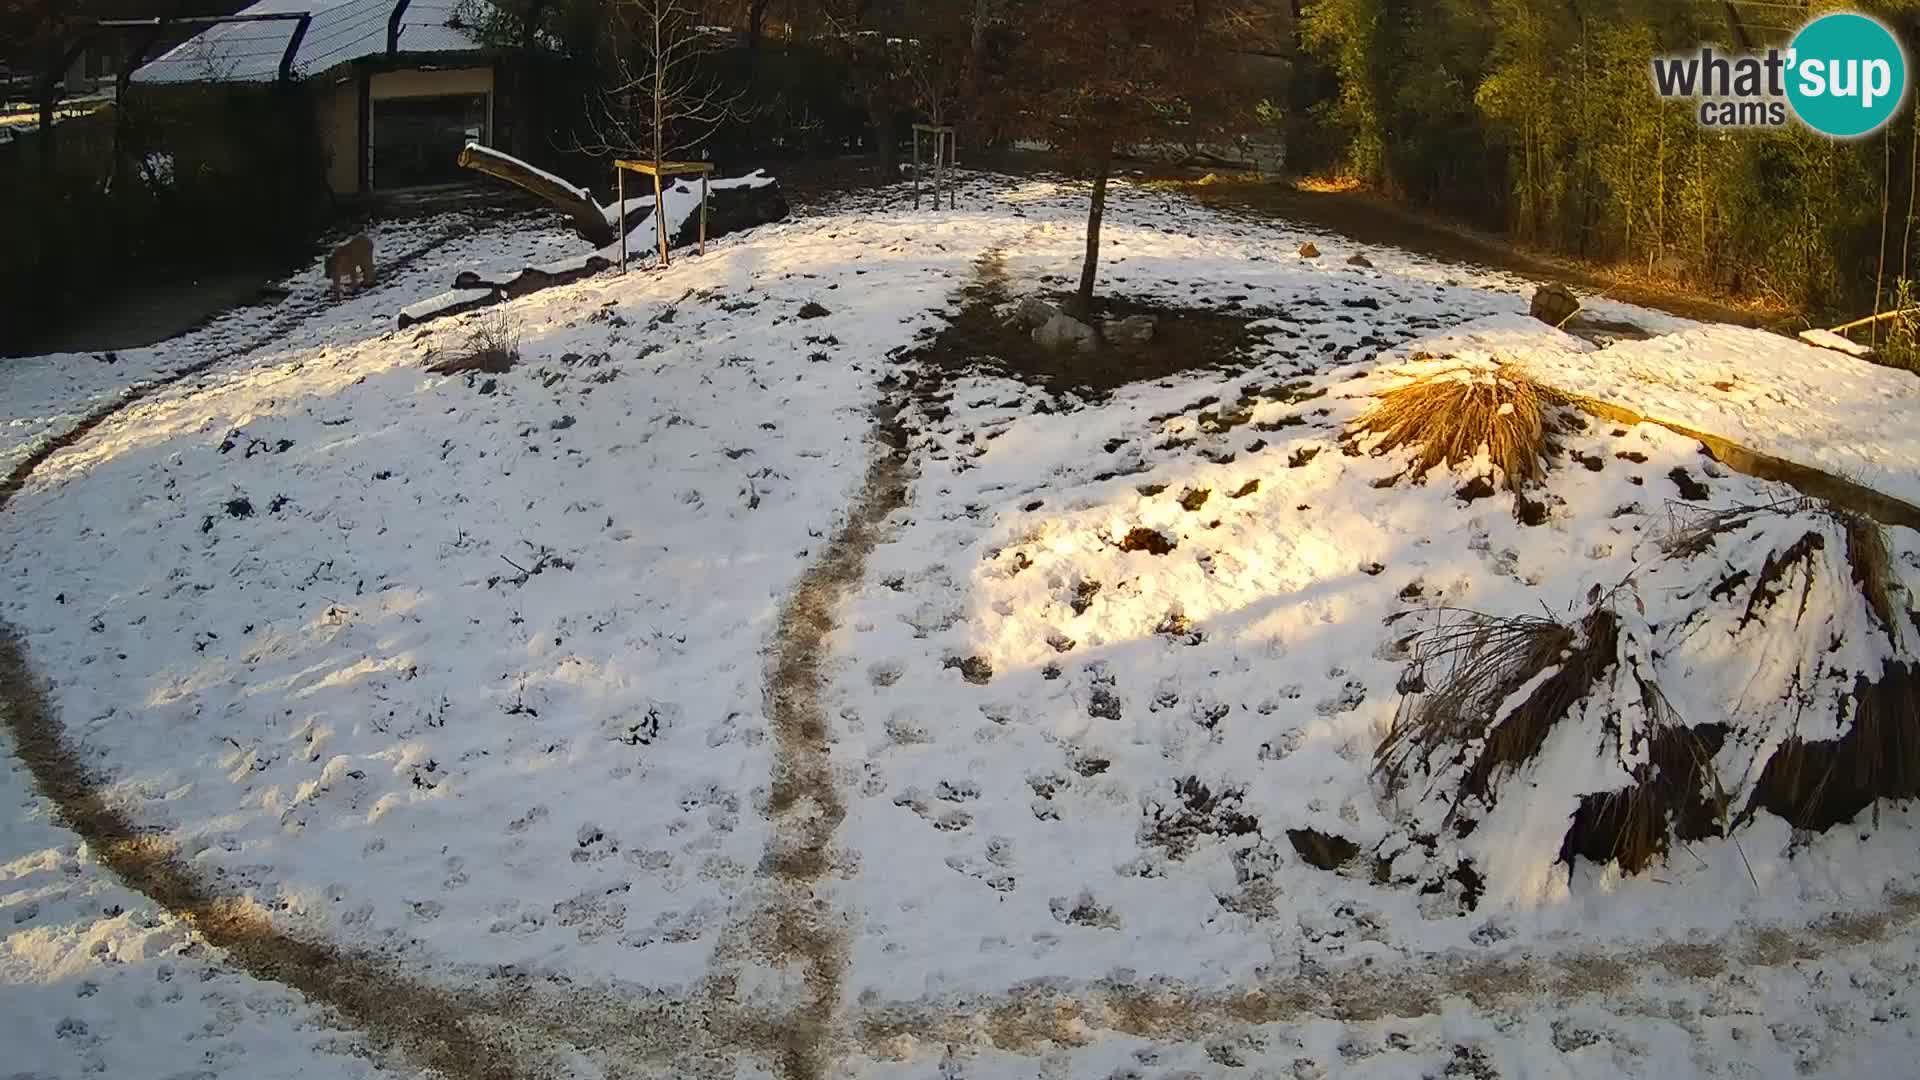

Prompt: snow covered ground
[
  {"left": 2, "top": 207, "right": 583, "bottom": 477},
  {"left": 3, "top": 172, "right": 1918, "bottom": 1079}
]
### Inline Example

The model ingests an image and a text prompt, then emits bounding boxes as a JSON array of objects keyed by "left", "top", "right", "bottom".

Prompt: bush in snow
[{"left": 1375, "top": 498, "right": 1920, "bottom": 894}]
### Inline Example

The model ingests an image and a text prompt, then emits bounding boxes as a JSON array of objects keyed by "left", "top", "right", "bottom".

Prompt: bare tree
[
  {"left": 578, "top": 0, "right": 742, "bottom": 170},
  {"left": 990, "top": 0, "right": 1268, "bottom": 317}
]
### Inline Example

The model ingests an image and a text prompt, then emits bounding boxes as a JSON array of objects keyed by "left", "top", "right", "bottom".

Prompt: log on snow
[
  {"left": 457, "top": 144, "right": 613, "bottom": 247},
  {"left": 454, "top": 255, "right": 613, "bottom": 299}
]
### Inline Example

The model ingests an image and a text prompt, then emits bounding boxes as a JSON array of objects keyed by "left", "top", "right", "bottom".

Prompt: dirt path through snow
[{"left": 740, "top": 394, "right": 912, "bottom": 1079}]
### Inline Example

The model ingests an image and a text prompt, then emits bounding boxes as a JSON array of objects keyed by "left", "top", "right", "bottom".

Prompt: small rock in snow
[
  {"left": 1033, "top": 312, "right": 1096, "bottom": 352},
  {"left": 1011, "top": 296, "right": 1059, "bottom": 329}
]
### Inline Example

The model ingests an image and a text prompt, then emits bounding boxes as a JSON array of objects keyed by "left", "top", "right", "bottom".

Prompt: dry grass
[
  {"left": 1560, "top": 679, "right": 1731, "bottom": 874},
  {"left": 429, "top": 308, "right": 522, "bottom": 375},
  {"left": 1840, "top": 509, "right": 1903, "bottom": 647},
  {"left": 1293, "top": 174, "right": 1364, "bottom": 193},
  {"left": 1380, "top": 597, "right": 1739, "bottom": 873},
  {"left": 1661, "top": 497, "right": 1814, "bottom": 559},
  {"left": 1665, "top": 497, "right": 1906, "bottom": 647},
  {"left": 1351, "top": 365, "right": 1554, "bottom": 490},
  {"left": 1376, "top": 606, "right": 1584, "bottom": 800},
  {"left": 1658, "top": 497, "right": 1915, "bottom": 837},
  {"left": 1750, "top": 662, "right": 1920, "bottom": 830}
]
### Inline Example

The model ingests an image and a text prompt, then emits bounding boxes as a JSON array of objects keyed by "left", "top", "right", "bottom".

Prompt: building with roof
[{"left": 131, "top": 0, "right": 519, "bottom": 195}]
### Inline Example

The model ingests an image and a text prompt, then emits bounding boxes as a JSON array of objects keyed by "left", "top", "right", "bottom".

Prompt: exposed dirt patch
[
  {"left": 903, "top": 273, "right": 1271, "bottom": 402},
  {"left": 1287, "top": 828, "right": 1361, "bottom": 871},
  {"left": 1070, "top": 578, "right": 1103, "bottom": 615},
  {"left": 751, "top": 393, "right": 911, "bottom": 1080},
  {"left": 852, "top": 890, "right": 1920, "bottom": 1058},
  {"left": 1117, "top": 527, "right": 1177, "bottom": 555},
  {"left": 1172, "top": 177, "right": 1789, "bottom": 330},
  {"left": 944, "top": 654, "right": 995, "bottom": 685},
  {"left": 1668, "top": 467, "right": 1711, "bottom": 501},
  {"left": 1141, "top": 777, "right": 1260, "bottom": 860}
]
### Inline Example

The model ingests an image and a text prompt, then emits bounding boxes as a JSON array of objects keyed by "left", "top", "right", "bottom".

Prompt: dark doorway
[{"left": 371, "top": 94, "right": 488, "bottom": 188}]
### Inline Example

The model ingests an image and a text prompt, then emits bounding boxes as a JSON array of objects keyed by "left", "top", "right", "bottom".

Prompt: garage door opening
[{"left": 372, "top": 94, "right": 488, "bottom": 189}]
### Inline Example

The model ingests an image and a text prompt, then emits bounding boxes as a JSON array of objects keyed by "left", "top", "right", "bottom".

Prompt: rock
[
  {"left": 1286, "top": 827, "right": 1359, "bottom": 871},
  {"left": 1347, "top": 253, "right": 1374, "bottom": 268},
  {"left": 1298, "top": 242, "right": 1321, "bottom": 258},
  {"left": 1033, "top": 312, "right": 1096, "bottom": 352},
  {"left": 622, "top": 176, "right": 791, "bottom": 252},
  {"left": 797, "top": 301, "right": 831, "bottom": 319},
  {"left": 1012, "top": 296, "right": 1059, "bottom": 329},
  {"left": 1101, "top": 314, "right": 1156, "bottom": 346},
  {"left": 1529, "top": 284, "right": 1581, "bottom": 327}
]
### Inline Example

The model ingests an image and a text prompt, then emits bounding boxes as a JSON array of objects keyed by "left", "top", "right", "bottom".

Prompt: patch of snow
[{"left": 1800, "top": 326, "right": 1877, "bottom": 356}]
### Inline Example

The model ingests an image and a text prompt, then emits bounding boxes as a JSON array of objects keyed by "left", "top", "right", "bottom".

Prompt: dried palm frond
[
  {"left": 1376, "top": 606, "right": 1593, "bottom": 797},
  {"left": 1749, "top": 662, "right": 1920, "bottom": 831},
  {"left": 1661, "top": 496, "right": 1813, "bottom": 558},
  {"left": 1838, "top": 509, "right": 1903, "bottom": 647}
]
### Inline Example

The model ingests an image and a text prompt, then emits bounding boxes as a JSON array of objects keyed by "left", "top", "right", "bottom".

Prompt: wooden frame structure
[
  {"left": 912, "top": 124, "right": 956, "bottom": 211},
  {"left": 614, "top": 159, "right": 716, "bottom": 272}
]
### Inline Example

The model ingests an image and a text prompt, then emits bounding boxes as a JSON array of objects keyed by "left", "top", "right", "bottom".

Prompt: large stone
[
  {"left": 1347, "top": 253, "right": 1374, "bottom": 268},
  {"left": 623, "top": 178, "right": 791, "bottom": 252},
  {"left": 1530, "top": 284, "right": 1582, "bottom": 327},
  {"left": 1034, "top": 312, "right": 1096, "bottom": 352},
  {"left": 1012, "top": 297, "right": 1060, "bottom": 329},
  {"left": 1298, "top": 242, "right": 1321, "bottom": 258},
  {"left": 1102, "top": 314, "right": 1157, "bottom": 346}
]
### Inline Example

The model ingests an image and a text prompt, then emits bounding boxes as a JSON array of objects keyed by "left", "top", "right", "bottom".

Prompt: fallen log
[
  {"left": 454, "top": 254, "right": 613, "bottom": 299},
  {"left": 457, "top": 144, "right": 613, "bottom": 247},
  {"left": 397, "top": 287, "right": 500, "bottom": 330},
  {"left": 1554, "top": 391, "right": 1920, "bottom": 532}
]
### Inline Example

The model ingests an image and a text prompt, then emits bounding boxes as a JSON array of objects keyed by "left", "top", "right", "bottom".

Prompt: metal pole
[
  {"left": 386, "top": 0, "right": 412, "bottom": 54},
  {"left": 653, "top": 169, "right": 667, "bottom": 267},
  {"left": 617, "top": 167, "right": 626, "bottom": 273},
  {"left": 279, "top": 13, "right": 311, "bottom": 82},
  {"left": 699, "top": 173, "right": 708, "bottom": 256}
]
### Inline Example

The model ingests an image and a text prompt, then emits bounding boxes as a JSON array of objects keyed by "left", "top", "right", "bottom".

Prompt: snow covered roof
[{"left": 131, "top": 0, "right": 486, "bottom": 85}]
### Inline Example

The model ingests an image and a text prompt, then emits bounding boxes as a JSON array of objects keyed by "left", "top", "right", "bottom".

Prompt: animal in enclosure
[{"left": 326, "top": 234, "right": 376, "bottom": 297}]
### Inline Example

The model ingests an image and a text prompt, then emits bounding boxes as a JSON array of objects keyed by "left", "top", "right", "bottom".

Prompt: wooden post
[
  {"left": 617, "top": 167, "right": 627, "bottom": 273},
  {"left": 947, "top": 131, "right": 957, "bottom": 210},
  {"left": 699, "top": 173, "right": 708, "bottom": 256},
  {"left": 912, "top": 129, "right": 922, "bottom": 210},
  {"left": 653, "top": 170, "right": 667, "bottom": 267}
]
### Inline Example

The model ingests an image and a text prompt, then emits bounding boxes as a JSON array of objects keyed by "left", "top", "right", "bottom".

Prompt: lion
[{"left": 326, "top": 233, "right": 375, "bottom": 298}]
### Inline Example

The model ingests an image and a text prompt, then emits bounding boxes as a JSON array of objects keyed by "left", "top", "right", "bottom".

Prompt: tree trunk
[
  {"left": 748, "top": 0, "right": 770, "bottom": 55},
  {"left": 457, "top": 144, "right": 612, "bottom": 245},
  {"left": 1074, "top": 148, "right": 1112, "bottom": 318},
  {"left": 869, "top": 95, "right": 895, "bottom": 175}
]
